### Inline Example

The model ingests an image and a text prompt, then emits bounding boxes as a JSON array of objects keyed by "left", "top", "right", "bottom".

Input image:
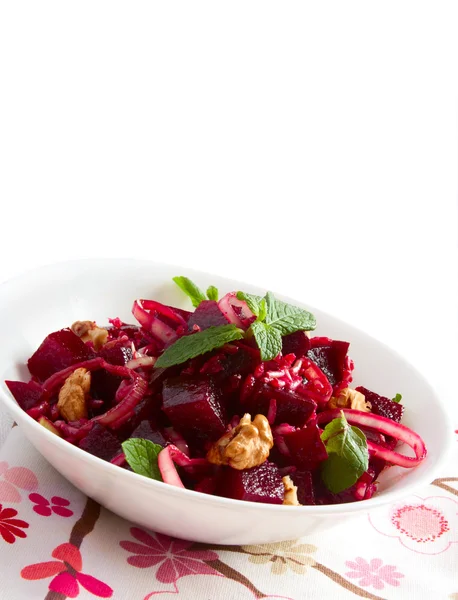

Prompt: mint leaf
[
  {"left": 206, "top": 286, "right": 219, "bottom": 301},
  {"left": 320, "top": 414, "right": 369, "bottom": 494},
  {"left": 236, "top": 291, "right": 263, "bottom": 316},
  {"left": 264, "top": 291, "right": 316, "bottom": 334},
  {"left": 392, "top": 393, "right": 402, "bottom": 403},
  {"left": 122, "top": 438, "right": 163, "bottom": 480},
  {"left": 239, "top": 290, "right": 316, "bottom": 361},
  {"left": 250, "top": 320, "right": 282, "bottom": 361},
  {"left": 258, "top": 298, "right": 267, "bottom": 322},
  {"left": 173, "top": 276, "right": 207, "bottom": 308},
  {"left": 155, "top": 324, "right": 244, "bottom": 368}
]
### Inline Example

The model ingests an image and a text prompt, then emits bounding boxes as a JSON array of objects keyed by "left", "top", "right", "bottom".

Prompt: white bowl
[{"left": 0, "top": 259, "right": 453, "bottom": 545}]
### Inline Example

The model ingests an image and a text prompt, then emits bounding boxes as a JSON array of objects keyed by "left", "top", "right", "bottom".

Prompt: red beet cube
[
  {"left": 283, "top": 423, "right": 328, "bottom": 470},
  {"left": 162, "top": 376, "right": 227, "bottom": 446},
  {"left": 355, "top": 386, "right": 404, "bottom": 422},
  {"left": 217, "top": 461, "right": 284, "bottom": 504},
  {"left": 307, "top": 337, "right": 350, "bottom": 387},
  {"left": 291, "top": 470, "right": 316, "bottom": 505},
  {"left": 130, "top": 420, "right": 166, "bottom": 447},
  {"left": 188, "top": 301, "right": 230, "bottom": 331},
  {"left": 79, "top": 424, "right": 122, "bottom": 462},
  {"left": 244, "top": 380, "right": 316, "bottom": 426},
  {"left": 28, "top": 329, "right": 96, "bottom": 381},
  {"left": 282, "top": 331, "right": 311, "bottom": 357},
  {"left": 5, "top": 380, "right": 44, "bottom": 411}
]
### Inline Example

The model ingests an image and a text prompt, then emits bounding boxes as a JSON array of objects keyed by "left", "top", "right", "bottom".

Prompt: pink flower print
[
  {"left": 120, "top": 528, "right": 219, "bottom": 584},
  {"left": 21, "top": 542, "right": 113, "bottom": 598},
  {"left": 345, "top": 557, "right": 404, "bottom": 590},
  {"left": 369, "top": 495, "right": 458, "bottom": 555},
  {"left": 29, "top": 493, "right": 73, "bottom": 517},
  {"left": 0, "top": 461, "right": 38, "bottom": 503},
  {"left": 0, "top": 504, "right": 29, "bottom": 543}
]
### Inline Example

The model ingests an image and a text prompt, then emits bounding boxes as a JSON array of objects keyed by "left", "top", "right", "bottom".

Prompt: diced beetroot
[
  {"left": 5, "top": 380, "right": 44, "bottom": 411},
  {"left": 28, "top": 329, "right": 96, "bottom": 381},
  {"left": 217, "top": 461, "right": 284, "bottom": 504},
  {"left": 355, "top": 386, "right": 404, "bottom": 423},
  {"left": 244, "top": 380, "right": 316, "bottom": 426},
  {"left": 218, "top": 344, "right": 259, "bottom": 378},
  {"left": 78, "top": 423, "right": 122, "bottom": 462},
  {"left": 99, "top": 339, "right": 133, "bottom": 366},
  {"left": 283, "top": 423, "right": 328, "bottom": 470},
  {"left": 307, "top": 337, "right": 350, "bottom": 388},
  {"left": 130, "top": 420, "right": 167, "bottom": 447},
  {"left": 187, "top": 300, "right": 230, "bottom": 331},
  {"left": 282, "top": 331, "right": 311, "bottom": 357},
  {"left": 162, "top": 376, "right": 227, "bottom": 447},
  {"left": 290, "top": 470, "right": 315, "bottom": 505}
]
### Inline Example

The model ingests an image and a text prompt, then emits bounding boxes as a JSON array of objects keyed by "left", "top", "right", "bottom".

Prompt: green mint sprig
[
  {"left": 155, "top": 324, "right": 243, "bottom": 368},
  {"left": 320, "top": 413, "right": 369, "bottom": 494},
  {"left": 173, "top": 276, "right": 218, "bottom": 307},
  {"left": 206, "top": 286, "right": 219, "bottom": 301},
  {"left": 237, "top": 290, "right": 316, "bottom": 361},
  {"left": 121, "top": 438, "right": 163, "bottom": 480},
  {"left": 392, "top": 393, "right": 402, "bottom": 403}
]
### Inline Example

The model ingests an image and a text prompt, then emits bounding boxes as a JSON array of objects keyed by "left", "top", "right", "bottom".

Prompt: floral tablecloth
[{"left": 0, "top": 426, "right": 456, "bottom": 600}]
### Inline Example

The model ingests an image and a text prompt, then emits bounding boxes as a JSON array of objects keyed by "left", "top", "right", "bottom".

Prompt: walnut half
[
  {"left": 328, "top": 387, "right": 371, "bottom": 412},
  {"left": 57, "top": 368, "right": 91, "bottom": 422},
  {"left": 71, "top": 320, "right": 108, "bottom": 351},
  {"left": 207, "top": 413, "right": 274, "bottom": 470},
  {"left": 282, "top": 475, "right": 301, "bottom": 506}
]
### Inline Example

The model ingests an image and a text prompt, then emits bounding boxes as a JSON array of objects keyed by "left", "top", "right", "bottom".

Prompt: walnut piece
[
  {"left": 282, "top": 475, "right": 301, "bottom": 506},
  {"left": 71, "top": 320, "right": 108, "bottom": 351},
  {"left": 328, "top": 387, "right": 371, "bottom": 412},
  {"left": 207, "top": 413, "right": 274, "bottom": 470},
  {"left": 57, "top": 368, "right": 91, "bottom": 422}
]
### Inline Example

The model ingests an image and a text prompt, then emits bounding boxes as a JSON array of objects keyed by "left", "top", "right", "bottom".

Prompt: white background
[{"left": 0, "top": 2, "right": 457, "bottom": 438}]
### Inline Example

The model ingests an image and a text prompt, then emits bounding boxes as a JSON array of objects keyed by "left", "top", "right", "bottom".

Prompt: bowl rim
[{"left": 0, "top": 257, "right": 454, "bottom": 515}]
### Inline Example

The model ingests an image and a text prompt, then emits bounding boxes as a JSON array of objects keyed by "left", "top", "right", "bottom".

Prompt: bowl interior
[{"left": 0, "top": 259, "right": 452, "bottom": 510}]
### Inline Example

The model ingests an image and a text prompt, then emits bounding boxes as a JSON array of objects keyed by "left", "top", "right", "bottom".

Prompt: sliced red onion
[
  {"left": 114, "top": 379, "right": 131, "bottom": 404},
  {"left": 54, "top": 420, "right": 93, "bottom": 441},
  {"left": 42, "top": 357, "right": 105, "bottom": 394},
  {"left": 218, "top": 292, "right": 255, "bottom": 329},
  {"left": 140, "top": 299, "right": 188, "bottom": 329},
  {"left": 132, "top": 300, "right": 178, "bottom": 345},
  {"left": 157, "top": 445, "right": 185, "bottom": 488},
  {"left": 26, "top": 400, "right": 49, "bottom": 419},
  {"left": 316, "top": 409, "right": 427, "bottom": 468},
  {"left": 126, "top": 356, "right": 156, "bottom": 370},
  {"left": 110, "top": 453, "right": 126, "bottom": 467},
  {"left": 273, "top": 423, "right": 297, "bottom": 436},
  {"left": 96, "top": 375, "right": 148, "bottom": 427},
  {"left": 164, "top": 427, "right": 190, "bottom": 457},
  {"left": 163, "top": 445, "right": 209, "bottom": 469}
]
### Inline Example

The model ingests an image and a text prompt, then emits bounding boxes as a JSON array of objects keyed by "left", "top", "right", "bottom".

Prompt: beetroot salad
[{"left": 6, "top": 277, "right": 427, "bottom": 506}]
